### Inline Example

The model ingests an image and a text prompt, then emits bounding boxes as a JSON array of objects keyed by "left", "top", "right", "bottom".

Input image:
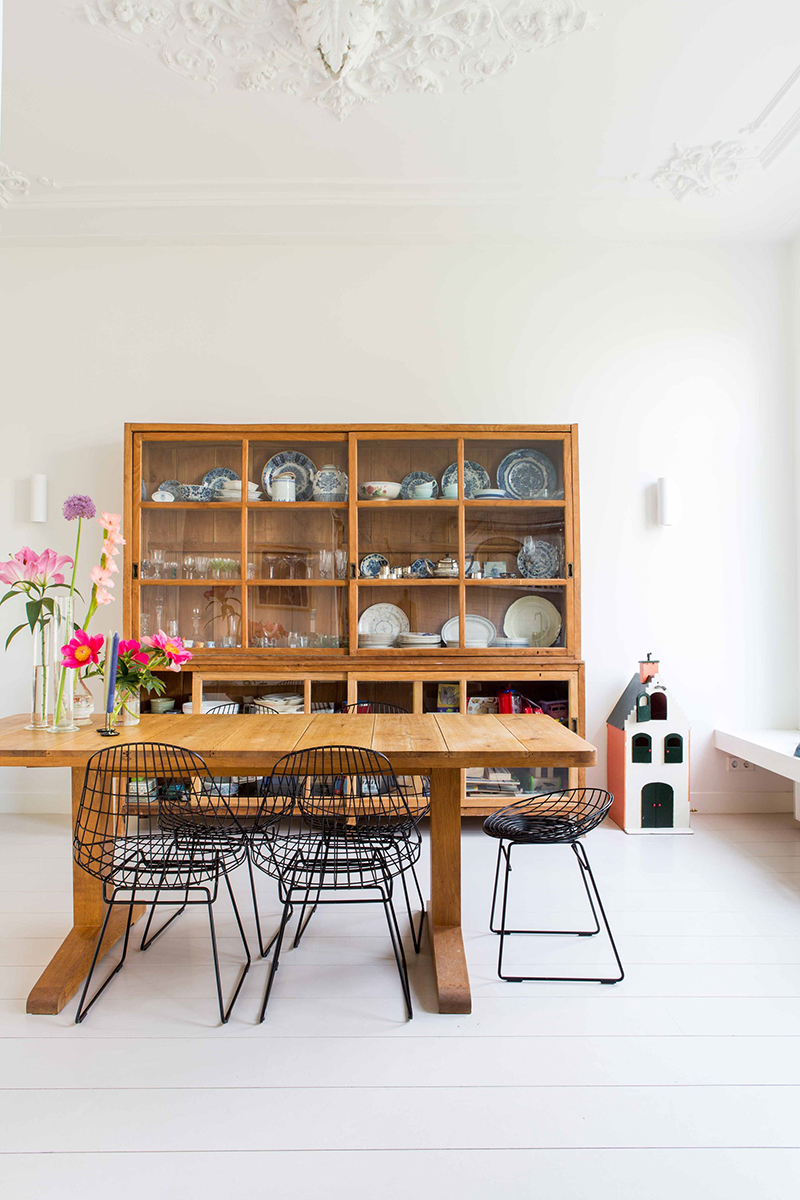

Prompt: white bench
[{"left": 714, "top": 729, "right": 800, "bottom": 819}]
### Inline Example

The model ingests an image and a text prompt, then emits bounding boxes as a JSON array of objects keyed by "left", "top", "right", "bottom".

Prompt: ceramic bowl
[
  {"left": 358, "top": 481, "right": 402, "bottom": 500},
  {"left": 412, "top": 482, "right": 435, "bottom": 499},
  {"left": 179, "top": 484, "right": 213, "bottom": 502}
]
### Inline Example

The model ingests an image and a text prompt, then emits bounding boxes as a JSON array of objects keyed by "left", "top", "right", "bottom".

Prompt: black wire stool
[
  {"left": 72, "top": 742, "right": 253, "bottom": 1024},
  {"left": 338, "top": 701, "right": 429, "bottom": 951},
  {"left": 484, "top": 788, "right": 624, "bottom": 985},
  {"left": 249, "top": 745, "right": 426, "bottom": 1021}
]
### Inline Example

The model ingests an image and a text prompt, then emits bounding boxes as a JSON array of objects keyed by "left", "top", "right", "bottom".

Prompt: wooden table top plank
[{"left": 0, "top": 713, "right": 597, "bottom": 770}]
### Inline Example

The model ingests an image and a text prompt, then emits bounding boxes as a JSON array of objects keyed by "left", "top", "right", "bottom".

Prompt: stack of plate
[
  {"left": 256, "top": 692, "right": 304, "bottom": 713},
  {"left": 441, "top": 614, "right": 497, "bottom": 648},
  {"left": 214, "top": 479, "right": 263, "bottom": 502},
  {"left": 396, "top": 632, "right": 442, "bottom": 648},
  {"left": 358, "top": 633, "right": 395, "bottom": 649},
  {"left": 492, "top": 636, "right": 529, "bottom": 648}
]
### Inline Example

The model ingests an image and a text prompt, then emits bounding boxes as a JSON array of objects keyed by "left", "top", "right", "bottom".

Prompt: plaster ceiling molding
[
  {"left": 77, "top": 0, "right": 594, "bottom": 119},
  {"left": 0, "top": 163, "right": 58, "bottom": 207},
  {"left": 647, "top": 61, "right": 800, "bottom": 202}
]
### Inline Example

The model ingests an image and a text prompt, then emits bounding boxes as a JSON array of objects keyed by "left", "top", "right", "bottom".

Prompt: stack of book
[{"left": 465, "top": 767, "right": 528, "bottom": 798}]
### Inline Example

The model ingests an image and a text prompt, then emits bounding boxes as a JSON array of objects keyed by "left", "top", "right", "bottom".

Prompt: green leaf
[
  {"left": 0, "top": 589, "right": 21, "bottom": 608},
  {"left": 25, "top": 599, "right": 43, "bottom": 632},
  {"left": 4, "top": 623, "right": 28, "bottom": 650}
]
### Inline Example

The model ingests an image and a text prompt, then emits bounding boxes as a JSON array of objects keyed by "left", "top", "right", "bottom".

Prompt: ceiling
[{"left": 2, "top": 0, "right": 800, "bottom": 242}]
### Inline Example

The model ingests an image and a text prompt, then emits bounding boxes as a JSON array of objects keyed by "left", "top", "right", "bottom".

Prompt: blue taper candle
[{"left": 105, "top": 633, "right": 119, "bottom": 714}]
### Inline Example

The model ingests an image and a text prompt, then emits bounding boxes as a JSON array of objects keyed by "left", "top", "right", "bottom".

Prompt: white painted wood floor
[{"left": 1, "top": 811, "right": 800, "bottom": 1197}]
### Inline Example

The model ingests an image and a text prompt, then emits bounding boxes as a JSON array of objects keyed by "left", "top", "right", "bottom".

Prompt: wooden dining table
[{"left": 0, "top": 711, "right": 596, "bottom": 1017}]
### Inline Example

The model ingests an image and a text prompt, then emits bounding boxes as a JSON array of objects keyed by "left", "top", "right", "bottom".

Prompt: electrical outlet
[
  {"left": 742, "top": 759, "right": 755, "bottom": 772},
  {"left": 728, "top": 757, "right": 756, "bottom": 772}
]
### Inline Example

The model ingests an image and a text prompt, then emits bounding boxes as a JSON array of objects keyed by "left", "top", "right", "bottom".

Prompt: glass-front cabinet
[{"left": 127, "top": 425, "right": 580, "bottom": 658}]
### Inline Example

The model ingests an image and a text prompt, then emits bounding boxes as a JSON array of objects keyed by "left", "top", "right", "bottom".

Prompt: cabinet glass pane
[
  {"left": 139, "top": 585, "right": 242, "bottom": 648},
  {"left": 422, "top": 681, "right": 462, "bottom": 712},
  {"left": 196, "top": 679, "right": 307, "bottom": 713},
  {"left": 463, "top": 585, "right": 567, "bottom": 649},
  {"left": 142, "top": 441, "right": 242, "bottom": 501},
  {"left": 356, "top": 438, "right": 457, "bottom": 498},
  {"left": 248, "top": 508, "right": 348, "bottom": 581},
  {"left": 464, "top": 438, "right": 565, "bottom": 499},
  {"left": 354, "top": 681, "right": 414, "bottom": 712},
  {"left": 311, "top": 679, "right": 347, "bottom": 712},
  {"left": 248, "top": 439, "right": 348, "bottom": 501},
  {"left": 358, "top": 584, "right": 459, "bottom": 646},
  {"left": 358, "top": 508, "right": 458, "bottom": 577},
  {"left": 465, "top": 507, "right": 565, "bottom": 580},
  {"left": 141, "top": 510, "right": 242, "bottom": 580},
  {"left": 247, "top": 584, "right": 347, "bottom": 649}
]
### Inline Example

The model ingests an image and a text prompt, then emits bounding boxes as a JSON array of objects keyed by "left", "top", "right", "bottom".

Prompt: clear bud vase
[
  {"left": 49, "top": 597, "right": 78, "bottom": 733},
  {"left": 74, "top": 671, "right": 95, "bottom": 726},
  {"left": 114, "top": 686, "right": 141, "bottom": 726},
  {"left": 26, "top": 620, "right": 52, "bottom": 730}
]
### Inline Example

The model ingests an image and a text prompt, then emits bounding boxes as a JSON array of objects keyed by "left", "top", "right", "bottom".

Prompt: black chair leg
[
  {"left": 246, "top": 846, "right": 292, "bottom": 959},
  {"left": 75, "top": 889, "right": 138, "bottom": 1024},
  {"left": 382, "top": 893, "right": 413, "bottom": 1019},
  {"left": 214, "top": 870, "right": 252, "bottom": 1023},
  {"left": 292, "top": 839, "right": 329, "bottom": 948},
  {"left": 259, "top": 897, "right": 293, "bottom": 1023},
  {"left": 400, "top": 864, "right": 426, "bottom": 953},
  {"left": 493, "top": 841, "right": 624, "bottom": 985}
]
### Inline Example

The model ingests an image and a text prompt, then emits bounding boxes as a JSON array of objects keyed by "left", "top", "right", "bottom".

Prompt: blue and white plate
[
  {"left": 202, "top": 467, "right": 240, "bottom": 492},
  {"left": 360, "top": 553, "right": 390, "bottom": 578},
  {"left": 157, "top": 479, "right": 182, "bottom": 499},
  {"left": 262, "top": 451, "right": 317, "bottom": 501},
  {"left": 411, "top": 558, "right": 436, "bottom": 578},
  {"left": 517, "top": 540, "right": 561, "bottom": 579},
  {"left": 497, "top": 449, "right": 557, "bottom": 499},
  {"left": 399, "top": 471, "right": 439, "bottom": 499},
  {"left": 179, "top": 484, "right": 213, "bottom": 502},
  {"left": 441, "top": 461, "right": 490, "bottom": 499}
]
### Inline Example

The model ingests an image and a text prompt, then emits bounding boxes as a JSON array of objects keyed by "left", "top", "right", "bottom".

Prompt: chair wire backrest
[
  {"left": 245, "top": 703, "right": 278, "bottom": 715},
  {"left": 74, "top": 742, "right": 247, "bottom": 879},
  {"left": 492, "top": 787, "right": 613, "bottom": 842},
  {"left": 340, "top": 702, "right": 409, "bottom": 714},
  {"left": 206, "top": 702, "right": 241, "bottom": 715}
]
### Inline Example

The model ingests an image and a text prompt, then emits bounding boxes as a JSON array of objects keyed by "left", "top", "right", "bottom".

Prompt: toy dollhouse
[{"left": 606, "top": 655, "right": 691, "bottom": 834}]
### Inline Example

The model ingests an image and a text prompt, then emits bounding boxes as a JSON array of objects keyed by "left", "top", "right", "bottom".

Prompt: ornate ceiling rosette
[{"left": 79, "top": 0, "right": 592, "bottom": 119}]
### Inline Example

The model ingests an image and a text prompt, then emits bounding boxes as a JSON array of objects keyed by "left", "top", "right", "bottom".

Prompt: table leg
[
  {"left": 26, "top": 766, "right": 146, "bottom": 1015},
  {"left": 428, "top": 767, "right": 471, "bottom": 1014}
]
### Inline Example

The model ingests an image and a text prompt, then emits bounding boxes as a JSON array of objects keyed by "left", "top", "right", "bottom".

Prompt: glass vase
[
  {"left": 114, "top": 687, "right": 141, "bottom": 726},
  {"left": 49, "top": 597, "right": 78, "bottom": 733},
  {"left": 26, "top": 621, "right": 51, "bottom": 730},
  {"left": 74, "top": 672, "right": 95, "bottom": 727}
]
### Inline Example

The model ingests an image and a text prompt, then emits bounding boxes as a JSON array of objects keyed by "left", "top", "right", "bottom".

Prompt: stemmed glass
[{"left": 285, "top": 554, "right": 308, "bottom": 580}]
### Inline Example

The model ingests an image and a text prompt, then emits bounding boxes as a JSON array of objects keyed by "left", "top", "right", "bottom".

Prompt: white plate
[
  {"left": 440, "top": 614, "right": 497, "bottom": 644},
  {"left": 503, "top": 595, "right": 562, "bottom": 646},
  {"left": 358, "top": 603, "right": 410, "bottom": 639}
]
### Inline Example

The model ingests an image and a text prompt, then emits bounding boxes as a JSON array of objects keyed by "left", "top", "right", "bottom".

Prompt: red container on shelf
[{"left": 497, "top": 688, "right": 543, "bottom": 715}]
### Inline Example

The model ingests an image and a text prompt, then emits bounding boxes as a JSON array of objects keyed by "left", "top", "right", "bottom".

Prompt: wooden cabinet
[{"left": 125, "top": 423, "right": 584, "bottom": 813}]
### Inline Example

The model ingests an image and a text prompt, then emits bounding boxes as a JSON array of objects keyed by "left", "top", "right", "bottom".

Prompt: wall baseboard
[{"left": 691, "top": 790, "right": 794, "bottom": 814}]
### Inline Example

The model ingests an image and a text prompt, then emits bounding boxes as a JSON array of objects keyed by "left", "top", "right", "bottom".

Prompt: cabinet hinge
[
  {"left": 567, "top": 562, "right": 574, "bottom": 578},
  {"left": 350, "top": 562, "right": 357, "bottom": 579},
  {"left": 132, "top": 562, "right": 139, "bottom": 580}
]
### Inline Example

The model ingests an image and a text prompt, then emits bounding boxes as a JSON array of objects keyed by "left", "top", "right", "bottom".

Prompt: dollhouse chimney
[{"left": 639, "top": 653, "right": 659, "bottom": 684}]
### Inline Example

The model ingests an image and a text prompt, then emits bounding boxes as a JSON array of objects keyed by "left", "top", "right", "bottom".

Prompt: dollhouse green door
[{"left": 641, "top": 782, "right": 674, "bottom": 828}]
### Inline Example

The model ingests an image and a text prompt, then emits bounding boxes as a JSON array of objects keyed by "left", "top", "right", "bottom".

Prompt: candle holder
[{"left": 98, "top": 712, "right": 119, "bottom": 737}]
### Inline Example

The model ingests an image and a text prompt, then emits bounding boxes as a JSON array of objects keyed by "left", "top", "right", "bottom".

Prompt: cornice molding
[
  {"left": 0, "top": 163, "right": 57, "bottom": 208},
  {"left": 76, "top": 0, "right": 594, "bottom": 119}
]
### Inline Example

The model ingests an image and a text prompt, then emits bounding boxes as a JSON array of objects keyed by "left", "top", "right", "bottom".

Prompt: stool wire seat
[
  {"left": 249, "top": 745, "right": 426, "bottom": 1021},
  {"left": 484, "top": 788, "right": 624, "bottom": 985},
  {"left": 72, "top": 742, "right": 252, "bottom": 1024}
]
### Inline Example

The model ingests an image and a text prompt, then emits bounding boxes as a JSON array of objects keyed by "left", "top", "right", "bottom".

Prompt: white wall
[{"left": 0, "top": 242, "right": 795, "bottom": 811}]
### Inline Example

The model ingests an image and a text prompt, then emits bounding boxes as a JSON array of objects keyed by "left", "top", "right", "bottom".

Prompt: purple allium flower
[{"left": 63, "top": 494, "right": 96, "bottom": 521}]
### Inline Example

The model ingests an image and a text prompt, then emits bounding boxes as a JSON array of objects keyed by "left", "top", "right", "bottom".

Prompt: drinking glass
[
  {"left": 183, "top": 556, "right": 196, "bottom": 580},
  {"left": 196, "top": 556, "right": 210, "bottom": 578},
  {"left": 285, "top": 554, "right": 308, "bottom": 580},
  {"left": 167, "top": 619, "right": 179, "bottom": 639},
  {"left": 335, "top": 550, "right": 348, "bottom": 579},
  {"left": 140, "top": 613, "right": 151, "bottom": 637},
  {"left": 318, "top": 550, "right": 333, "bottom": 579}
]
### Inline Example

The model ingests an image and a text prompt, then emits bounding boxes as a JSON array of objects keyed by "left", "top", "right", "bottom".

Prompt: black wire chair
[
  {"left": 249, "top": 745, "right": 426, "bottom": 1021},
  {"left": 484, "top": 787, "right": 624, "bottom": 985},
  {"left": 205, "top": 702, "right": 241, "bottom": 715},
  {"left": 337, "top": 700, "right": 429, "bottom": 951},
  {"left": 72, "top": 742, "right": 254, "bottom": 1024},
  {"left": 245, "top": 703, "right": 279, "bottom": 715}
]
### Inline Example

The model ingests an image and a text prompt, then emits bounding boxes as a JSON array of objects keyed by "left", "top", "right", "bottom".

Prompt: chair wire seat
[
  {"left": 484, "top": 787, "right": 624, "bottom": 986},
  {"left": 72, "top": 742, "right": 252, "bottom": 1024},
  {"left": 249, "top": 745, "right": 427, "bottom": 1022}
]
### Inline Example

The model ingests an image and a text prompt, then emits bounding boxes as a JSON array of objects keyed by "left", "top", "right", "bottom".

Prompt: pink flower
[
  {"left": 95, "top": 588, "right": 113, "bottom": 606},
  {"left": 105, "top": 557, "right": 119, "bottom": 574},
  {"left": 105, "top": 542, "right": 121, "bottom": 558},
  {"left": 142, "top": 630, "right": 193, "bottom": 667},
  {"left": 119, "top": 638, "right": 149, "bottom": 665},
  {"left": 60, "top": 630, "right": 104, "bottom": 669},
  {"left": 98, "top": 512, "right": 121, "bottom": 534},
  {"left": 90, "top": 565, "right": 114, "bottom": 589},
  {"left": 0, "top": 547, "right": 73, "bottom": 587}
]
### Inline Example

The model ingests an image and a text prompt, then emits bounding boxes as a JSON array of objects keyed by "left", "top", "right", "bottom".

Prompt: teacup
[
  {"left": 442, "top": 483, "right": 458, "bottom": 498},
  {"left": 413, "top": 481, "right": 435, "bottom": 499}
]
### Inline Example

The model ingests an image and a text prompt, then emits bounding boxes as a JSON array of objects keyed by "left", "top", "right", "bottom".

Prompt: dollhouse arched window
[
  {"left": 664, "top": 734, "right": 683, "bottom": 764},
  {"left": 636, "top": 693, "right": 651, "bottom": 722},
  {"left": 650, "top": 691, "right": 668, "bottom": 721},
  {"left": 632, "top": 733, "right": 652, "bottom": 764}
]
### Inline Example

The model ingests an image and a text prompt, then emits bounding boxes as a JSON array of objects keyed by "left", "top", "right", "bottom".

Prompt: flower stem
[{"left": 54, "top": 518, "right": 81, "bottom": 725}]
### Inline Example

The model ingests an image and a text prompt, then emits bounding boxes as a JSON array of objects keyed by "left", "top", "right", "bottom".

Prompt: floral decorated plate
[
  {"left": 517, "top": 540, "right": 561, "bottom": 579},
  {"left": 202, "top": 467, "right": 241, "bottom": 492},
  {"left": 358, "top": 603, "right": 410, "bottom": 639},
  {"left": 262, "top": 451, "right": 317, "bottom": 501},
  {"left": 157, "top": 479, "right": 182, "bottom": 499},
  {"left": 410, "top": 558, "right": 436, "bottom": 578},
  {"left": 497, "top": 449, "right": 557, "bottom": 499},
  {"left": 441, "top": 461, "right": 490, "bottom": 499},
  {"left": 399, "top": 470, "right": 439, "bottom": 499},
  {"left": 360, "top": 553, "right": 390, "bottom": 578}
]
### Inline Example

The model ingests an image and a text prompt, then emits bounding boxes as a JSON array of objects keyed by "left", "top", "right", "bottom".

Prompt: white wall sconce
[
  {"left": 656, "top": 476, "right": 675, "bottom": 526},
  {"left": 30, "top": 475, "right": 47, "bottom": 523}
]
